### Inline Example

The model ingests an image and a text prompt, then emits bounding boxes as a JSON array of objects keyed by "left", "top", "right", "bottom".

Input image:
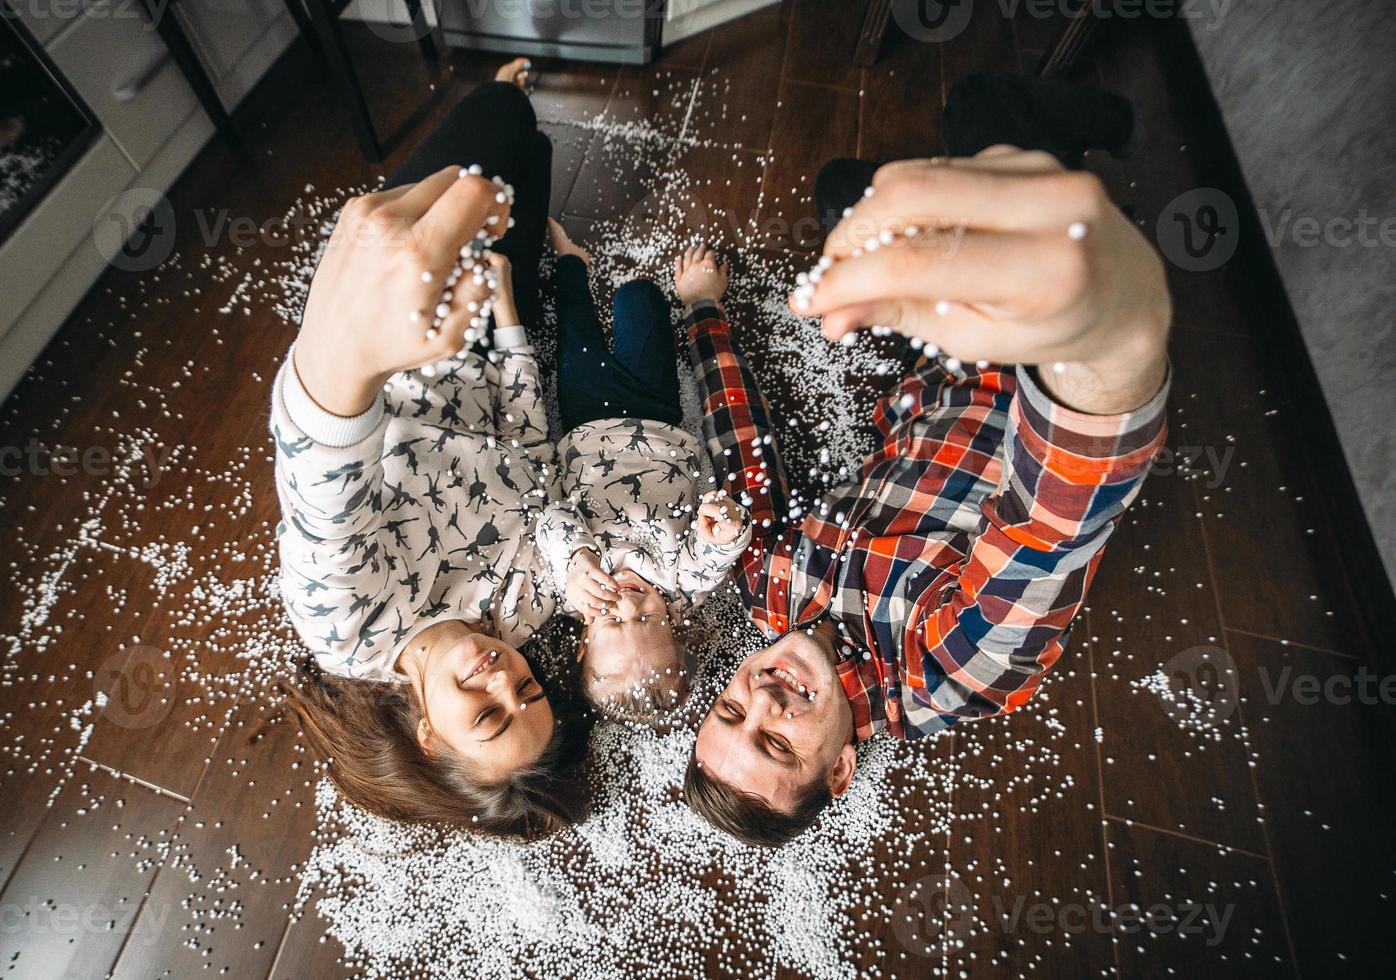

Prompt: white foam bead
[
  {"left": 934, "top": 299, "right": 952, "bottom": 316},
  {"left": 1067, "top": 221, "right": 1088, "bottom": 240},
  {"left": 435, "top": 303, "right": 451, "bottom": 318}
]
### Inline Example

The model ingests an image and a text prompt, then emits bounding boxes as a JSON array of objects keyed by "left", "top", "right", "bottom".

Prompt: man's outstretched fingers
[
  {"left": 795, "top": 231, "right": 1043, "bottom": 318},
  {"left": 824, "top": 158, "right": 1092, "bottom": 260}
]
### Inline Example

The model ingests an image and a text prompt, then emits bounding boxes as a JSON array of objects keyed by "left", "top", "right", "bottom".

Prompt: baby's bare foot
[
  {"left": 548, "top": 217, "right": 591, "bottom": 266},
  {"left": 495, "top": 57, "right": 531, "bottom": 89}
]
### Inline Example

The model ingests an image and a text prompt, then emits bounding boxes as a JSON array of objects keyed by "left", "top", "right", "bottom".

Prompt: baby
[{"left": 537, "top": 222, "right": 751, "bottom": 722}]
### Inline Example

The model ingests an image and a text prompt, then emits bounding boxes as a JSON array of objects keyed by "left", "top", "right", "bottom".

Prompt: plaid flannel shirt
[{"left": 686, "top": 302, "right": 1169, "bottom": 742}]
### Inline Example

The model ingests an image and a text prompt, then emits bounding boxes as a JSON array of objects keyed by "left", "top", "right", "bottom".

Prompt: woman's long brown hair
[{"left": 277, "top": 657, "right": 587, "bottom": 839}]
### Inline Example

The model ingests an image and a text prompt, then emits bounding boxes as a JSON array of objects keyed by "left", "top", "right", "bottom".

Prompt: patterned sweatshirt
[
  {"left": 535, "top": 418, "right": 753, "bottom": 621},
  {"left": 270, "top": 338, "right": 559, "bottom": 682}
]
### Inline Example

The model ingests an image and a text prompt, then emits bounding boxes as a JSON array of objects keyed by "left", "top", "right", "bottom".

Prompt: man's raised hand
[
  {"left": 293, "top": 167, "right": 511, "bottom": 417},
  {"left": 791, "top": 149, "right": 1171, "bottom": 415}
]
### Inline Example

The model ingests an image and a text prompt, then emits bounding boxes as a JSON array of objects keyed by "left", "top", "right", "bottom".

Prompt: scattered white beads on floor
[{"left": 0, "top": 67, "right": 1317, "bottom": 979}]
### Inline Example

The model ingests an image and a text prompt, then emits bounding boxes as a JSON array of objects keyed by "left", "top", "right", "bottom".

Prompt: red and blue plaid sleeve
[
  {"left": 685, "top": 302, "right": 791, "bottom": 627},
  {"left": 898, "top": 364, "right": 1170, "bottom": 731}
]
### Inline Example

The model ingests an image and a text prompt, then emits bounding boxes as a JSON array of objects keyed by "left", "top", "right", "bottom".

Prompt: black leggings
[
  {"left": 814, "top": 72, "right": 1135, "bottom": 234},
  {"left": 385, "top": 81, "right": 552, "bottom": 337},
  {"left": 554, "top": 256, "right": 683, "bottom": 432}
]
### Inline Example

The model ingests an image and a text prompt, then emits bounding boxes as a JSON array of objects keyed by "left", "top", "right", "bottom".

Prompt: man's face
[{"left": 693, "top": 628, "right": 857, "bottom": 813}]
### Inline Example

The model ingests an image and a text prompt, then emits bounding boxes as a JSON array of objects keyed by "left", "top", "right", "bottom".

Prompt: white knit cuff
[
  {"left": 282, "top": 350, "right": 384, "bottom": 448},
  {"left": 494, "top": 324, "right": 528, "bottom": 350}
]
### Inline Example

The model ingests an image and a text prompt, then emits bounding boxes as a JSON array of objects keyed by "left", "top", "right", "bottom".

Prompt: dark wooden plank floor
[{"left": 2, "top": 3, "right": 1393, "bottom": 978}]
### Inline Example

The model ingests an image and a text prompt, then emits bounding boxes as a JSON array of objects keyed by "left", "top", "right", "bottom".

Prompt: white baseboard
[{"left": 663, "top": 0, "right": 777, "bottom": 44}]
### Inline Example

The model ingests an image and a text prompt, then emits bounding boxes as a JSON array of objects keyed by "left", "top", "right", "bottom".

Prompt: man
[{"left": 680, "top": 77, "right": 1170, "bottom": 847}]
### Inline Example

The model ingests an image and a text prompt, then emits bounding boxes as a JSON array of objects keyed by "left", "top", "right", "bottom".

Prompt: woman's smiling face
[{"left": 398, "top": 619, "right": 554, "bottom": 782}]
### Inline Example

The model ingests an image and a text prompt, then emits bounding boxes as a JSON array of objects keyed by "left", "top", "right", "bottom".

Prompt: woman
[{"left": 271, "top": 60, "right": 585, "bottom": 838}]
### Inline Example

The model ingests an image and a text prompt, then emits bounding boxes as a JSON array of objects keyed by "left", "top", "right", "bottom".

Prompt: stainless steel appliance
[{"left": 436, "top": 0, "right": 663, "bottom": 65}]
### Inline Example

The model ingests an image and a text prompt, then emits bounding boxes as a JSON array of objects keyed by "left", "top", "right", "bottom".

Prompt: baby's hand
[
  {"left": 697, "top": 492, "right": 748, "bottom": 545},
  {"left": 565, "top": 548, "right": 617, "bottom": 623},
  {"left": 488, "top": 252, "right": 522, "bottom": 330}
]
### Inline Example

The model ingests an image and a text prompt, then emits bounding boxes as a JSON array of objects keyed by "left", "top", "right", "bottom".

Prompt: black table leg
[
  {"left": 280, "top": 0, "right": 322, "bottom": 56},
  {"left": 139, "top": 0, "right": 238, "bottom": 145},
  {"left": 303, "top": 0, "right": 382, "bottom": 162},
  {"left": 404, "top": 0, "right": 439, "bottom": 66}
]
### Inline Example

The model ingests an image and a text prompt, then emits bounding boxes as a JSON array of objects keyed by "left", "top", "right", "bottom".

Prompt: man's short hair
[{"left": 683, "top": 749, "right": 832, "bottom": 847}]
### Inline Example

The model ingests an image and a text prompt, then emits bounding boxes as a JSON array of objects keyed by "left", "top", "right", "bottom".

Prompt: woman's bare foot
[
  {"left": 495, "top": 57, "right": 531, "bottom": 89},
  {"left": 548, "top": 218, "right": 591, "bottom": 266}
]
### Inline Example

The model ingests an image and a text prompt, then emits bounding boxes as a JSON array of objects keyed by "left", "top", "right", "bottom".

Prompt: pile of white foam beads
[
  {"left": 416, "top": 165, "right": 516, "bottom": 379},
  {"left": 789, "top": 192, "right": 1087, "bottom": 377}
]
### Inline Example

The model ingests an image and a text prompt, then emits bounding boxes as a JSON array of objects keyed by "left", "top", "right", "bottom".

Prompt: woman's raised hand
[
  {"left": 791, "top": 149, "right": 1171, "bottom": 415},
  {"left": 293, "top": 167, "right": 511, "bottom": 417}
]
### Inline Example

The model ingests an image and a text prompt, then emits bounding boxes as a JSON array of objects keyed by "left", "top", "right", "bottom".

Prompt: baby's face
[{"left": 581, "top": 571, "right": 682, "bottom": 707}]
